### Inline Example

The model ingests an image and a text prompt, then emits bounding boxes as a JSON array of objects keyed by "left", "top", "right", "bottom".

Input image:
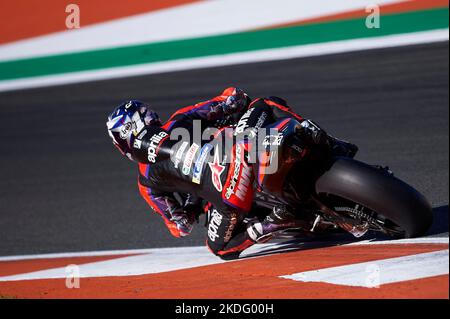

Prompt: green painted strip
[{"left": 0, "top": 8, "right": 448, "bottom": 81}]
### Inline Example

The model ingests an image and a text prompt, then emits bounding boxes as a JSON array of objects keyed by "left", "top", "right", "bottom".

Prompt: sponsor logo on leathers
[
  {"left": 137, "top": 129, "right": 147, "bottom": 139},
  {"left": 182, "top": 143, "right": 199, "bottom": 175},
  {"left": 208, "top": 209, "right": 223, "bottom": 242},
  {"left": 221, "top": 143, "right": 254, "bottom": 212},
  {"left": 262, "top": 133, "right": 283, "bottom": 146},
  {"left": 255, "top": 112, "right": 268, "bottom": 129},
  {"left": 193, "top": 144, "right": 213, "bottom": 184},
  {"left": 223, "top": 211, "right": 238, "bottom": 243},
  {"left": 208, "top": 146, "right": 226, "bottom": 192},
  {"left": 147, "top": 131, "right": 169, "bottom": 163},
  {"left": 235, "top": 108, "right": 253, "bottom": 135},
  {"left": 225, "top": 144, "right": 253, "bottom": 201},
  {"left": 133, "top": 139, "right": 142, "bottom": 149},
  {"left": 173, "top": 141, "right": 189, "bottom": 169}
]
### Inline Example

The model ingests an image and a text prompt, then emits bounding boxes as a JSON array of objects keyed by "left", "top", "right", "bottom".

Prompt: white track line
[
  {"left": 0, "top": 242, "right": 284, "bottom": 262},
  {"left": 0, "top": 238, "right": 447, "bottom": 282},
  {"left": 347, "top": 236, "right": 449, "bottom": 246},
  {"left": 0, "top": 29, "right": 447, "bottom": 92},
  {"left": 0, "top": 243, "right": 288, "bottom": 281},
  {"left": 0, "top": 236, "right": 447, "bottom": 262},
  {"left": 0, "top": 246, "right": 227, "bottom": 281},
  {"left": 280, "top": 249, "right": 449, "bottom": 287}
]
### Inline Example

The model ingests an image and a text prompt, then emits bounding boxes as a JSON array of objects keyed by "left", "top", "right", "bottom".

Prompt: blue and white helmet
[{"left": 106, "top": 100, "right": 161, "bottom": 161}]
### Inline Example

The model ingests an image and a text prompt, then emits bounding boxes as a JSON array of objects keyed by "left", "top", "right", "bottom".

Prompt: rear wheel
[{"left": 314, "top": 157, "right": 433, "bottom": 238}]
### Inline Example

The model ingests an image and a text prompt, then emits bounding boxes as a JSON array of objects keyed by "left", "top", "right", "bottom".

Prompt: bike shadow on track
[{"left": 240, "top": 205, "right": 449, "bottom": 259}]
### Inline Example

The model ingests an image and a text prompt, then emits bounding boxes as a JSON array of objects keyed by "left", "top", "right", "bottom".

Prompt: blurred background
[{"left": 0, "top": 0, "right": 448, "bottom": 256}]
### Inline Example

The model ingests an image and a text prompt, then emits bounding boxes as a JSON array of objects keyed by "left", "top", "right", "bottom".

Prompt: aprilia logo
[
  {"left": 208, "top": 210, "right": 223, "bottom": 242},
  {"left": 147, "top": 131, "right": 168, "bottom": 163}
]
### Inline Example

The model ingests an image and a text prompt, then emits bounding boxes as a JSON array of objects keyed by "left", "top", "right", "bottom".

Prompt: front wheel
[{"left": 314, "top": 157, "right": 433, "bottom": 238}]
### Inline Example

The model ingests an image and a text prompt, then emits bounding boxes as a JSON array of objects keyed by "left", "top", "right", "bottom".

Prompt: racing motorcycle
[
  {"left": 247, "top": 118, "right": 433, "bottom": 240},
  {"left": 186, "top": 116, "right": 433, "bottom": 241}
]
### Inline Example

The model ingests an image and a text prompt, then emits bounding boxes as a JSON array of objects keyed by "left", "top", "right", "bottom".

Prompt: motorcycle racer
[
  {"left": 106, "top": 87, "right": 357, "bottom": 259},
  {"left": 107, "top": 87, "right": 250, "bottom": 239}
]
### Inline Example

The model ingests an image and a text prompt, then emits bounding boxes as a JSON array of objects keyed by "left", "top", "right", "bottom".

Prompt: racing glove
[
  {"left": 222, "top": 91, "right": 247, "bottom": 115},
  {"left": 207, "top": 89, "right": 249, "bottom": 126},
  {"left": 183, "top": 194, "right": 203, "bottom": 223},
  {"left": 170, "top": 210, "right": 195, "bottom": 237}
]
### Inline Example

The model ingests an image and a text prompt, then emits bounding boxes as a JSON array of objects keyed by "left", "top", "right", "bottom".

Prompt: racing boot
[
  {"left": 246, "top": 205, "right": 299, "bottom": 243},
  {"left": 328, "top": 136, "right": 358, "bottom": 158}
]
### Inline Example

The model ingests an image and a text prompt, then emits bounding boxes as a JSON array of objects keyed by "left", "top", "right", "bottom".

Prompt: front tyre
[{"left": 314, "top": 157, "right": 433, "bottom": 238}]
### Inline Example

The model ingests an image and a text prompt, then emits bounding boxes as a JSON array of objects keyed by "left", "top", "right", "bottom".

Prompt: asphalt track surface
[{"left": 0, "top": 42, "right": 448, "bottom": 256}]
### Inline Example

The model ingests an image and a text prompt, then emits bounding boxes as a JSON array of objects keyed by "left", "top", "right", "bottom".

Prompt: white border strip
[
  {"left": 0, "top": 236, "right": 447, "bottom": 262},
  {"left": 0, "top": 246, "right": 197, "bottom": 262},
  {"left": 280, "top": 249, "right": 449, "bottom": 287},
  {"left": 0, "top": 29, "right": 448, "bottom": 93},
  {"left": 347, "top": 236, "right": 449, "bottom": 246}
]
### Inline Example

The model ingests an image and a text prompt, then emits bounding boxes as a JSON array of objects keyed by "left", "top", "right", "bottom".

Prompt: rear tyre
[{"left": 314, "top": 157, "right": 433, "bottom": 238}]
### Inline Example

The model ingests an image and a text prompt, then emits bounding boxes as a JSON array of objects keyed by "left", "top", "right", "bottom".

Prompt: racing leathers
[
  {"left": 136, "top": 87, "right": 251, "bottom": 239},
  {"left": 135, "top": 89, "right": 333, "bottom": 259}
]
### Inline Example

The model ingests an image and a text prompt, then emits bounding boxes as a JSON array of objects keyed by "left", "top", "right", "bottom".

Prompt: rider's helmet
[{"left": 106, "top": 100, "right": 161, "bottom": 161}]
